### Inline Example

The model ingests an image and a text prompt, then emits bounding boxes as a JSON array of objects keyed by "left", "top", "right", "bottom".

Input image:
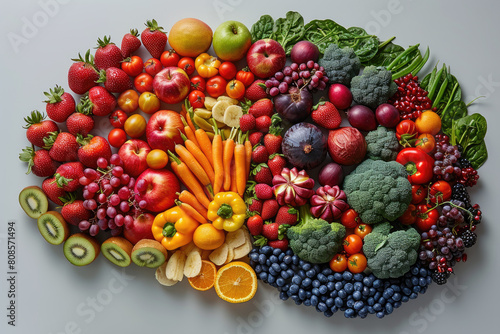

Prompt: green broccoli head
[
  {"left": 350, "top": 66, "right": 398, "bottom": 109},
  {"left": 365, "top": 126, "right": 401, "bottom": 161},
  {"left": 287, "top": 205, "right": 346, "bottom": 264},
  {"left": 343, "top": 159, "right": 411, "bottom": 224},
  {"left": 362, "top": 222, "right": 420, "bottom": 278},
  {"left": 318, "top": 43, "right": 361, "bottom": 86}
]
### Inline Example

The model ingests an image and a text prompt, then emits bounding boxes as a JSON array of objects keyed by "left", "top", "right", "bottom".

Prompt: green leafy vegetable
[
  {"left": 271, "top": 11, "right": 305, "bottom": 55},
  {"left": 338, "top": 27, "right": 379, "bottom": 63},
  {"left": 452, "top": 113, "right": 487, "bottom": 153},
  {"left": 440, "top": 101, "right": 468, "bottom": 136},
  {"left": 304, "top": 19, "right": 347, "bottom": 54},
  {"left": 366, "top": 42, "right": 404, "bottom": 67},
  {"left": 464, "top": 142, "right": 488, "bottom": 169},
  {"left": 420, "top": 64, "right": 462, "bottom": 113},
  {"left": 250, "top": 14, "right": 274, "bottom": 43}
]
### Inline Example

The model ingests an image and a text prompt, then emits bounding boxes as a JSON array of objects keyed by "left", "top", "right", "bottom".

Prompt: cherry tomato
[
  {"left": 429, "top": 180, "right": 452, "bottom": 204},
  {"left": 188, "top": 90, "right": 206, "bottom": 109},
  {"left": 147, "top": 149, "right": 169, "bottom": 169},
  {"left": 411, "top": 184, "right": 427, "bottom": 204},
  {"left": 219, "top": 61, "right": 237, "bottom": 81},
  {"left": 347, "top": 253, "right": 367, "bottom": 274},
  {"left": 415, "top": 133, "right": 436, "bottom": 154},
  {"left": 396, "top": 119, "right": 418, "bottom": 146},
  {"left": 117, "top": 89, "right": 139, "bottom": 113},
  {"left": 236, "top": 67, "right": 255, "bottom": 87},
  {"left": 144, "top": 58, "right": 163, "bottom": 77},
  {"left": 138, "top": 92, "right": 161, "bottom": 114},
  {"left": 341, "top": 209, "right": 362, "bottom": 229},
  {"left": 415, "top": 204, "right": 439, "bottom": 232},
  {"left": 108, "top": 128, "right": 127, "bottom": 148},
  {"left": 190, "top": 75, "right": 206, "bottom": 92},
  {"left": 226, "top": 79, "right": 245, "bottom": 100},
  {"left": 109, "top": 110, "right": 128, "bottom": 128},
  {"left": 121, "top": 56, "right": 144, "bottom": 77},
  {"left": 354, "top": 223, "right": 372, "bottom": 240},
  {"left": 160, "top": 49, "right": 180, "bottom": 67},
  {"left": 124, "top": 114, "right": 146, "bottom": 138},
  {"left": 399, "top": 204, "right": 418, "bottom": 225},
  {"left": 329, "top": 253, "right": 348, "bottom": 273},
  {"left": 343, "top": 234, "right": 363, "bottom": 255},
  {"left": 178, "top": 57, "right": 195, "bottom": 76},
  {"left": 134, "top": 73, "right": 154, "bottom": 93},
  {"left": 206, "top": 75, "right": 227, "bottom": 98}
]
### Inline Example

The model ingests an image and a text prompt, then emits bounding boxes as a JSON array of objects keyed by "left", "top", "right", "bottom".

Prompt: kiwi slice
[
  {"left": 37, "top": 211, "right": 69, "bottom": 245},
  {"left": 19, "top": 186, "right": 48, "bottom": 219},
  {"left": 131, "top": 239, "right": 168, "bottom": 268},
  {"left": 101, "top": 237, "right": 133, "bottom": 267},
  {"left": 63, "top": 233, "right": 100, "bottom": 266}
]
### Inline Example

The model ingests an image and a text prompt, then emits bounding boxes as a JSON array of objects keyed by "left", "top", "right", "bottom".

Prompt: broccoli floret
[
  {"left": 365, "top": 126, "right": 401, "bottom": 161},
  {"left": 343, "top": 159, "right": 411, "bottom": 224},
  {"left": 350, "top": 66, "right": 398, "bottom": 109},
  {"left": 363, "top": 222, "right": 420, "bottom": 278},
  {"left": 318, "top": 44, "right": 361, "bottom": 86},
  {"left": 287, "top": 205, "right": 346, "bottom": 264}
]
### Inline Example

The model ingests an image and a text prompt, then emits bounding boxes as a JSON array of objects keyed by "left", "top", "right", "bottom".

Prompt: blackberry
[
  {"left": 451, "top": 183, "right": 471, "bottom": 208},
  {"left": 466, "top": 204, "right": 482, "bottom": 225},
  {"left": 457, "top": 157, "right": 472, "bottom": 169},
  {"left": 431, "top": 271, "right": 450, "bottom": 285},
  {"left": 460, "top": 230, "right": 477, "bottom": 248}
]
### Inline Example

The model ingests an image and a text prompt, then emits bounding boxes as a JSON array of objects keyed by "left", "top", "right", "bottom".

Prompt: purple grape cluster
[
  {"left": 265, "top": 61, "right": 329, "bottom": 96},
  {"left": 432, "top": 142, "right": 461, "bottom": 181}
]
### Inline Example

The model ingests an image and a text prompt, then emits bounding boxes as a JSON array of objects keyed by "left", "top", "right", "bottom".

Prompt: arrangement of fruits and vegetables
[{"left": 18, "top": 11, "right": 486, "bottom": 318}]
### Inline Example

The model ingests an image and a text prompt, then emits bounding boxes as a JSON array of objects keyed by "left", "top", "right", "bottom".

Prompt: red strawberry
[
  {"left": 43, "top": 132, "right": 79, "bottom": 162},
  {"left": 248, "top": 131, "right": 263, "bottom": 146},
  {"left": 275, "top": 206, "right": 298, "bottom": 226},
  {"left": 66, "top": 112, "right": 94, "bottom": 136},
  {"left": 245, "top": 80, "right": 267, "bottom": 101},
  {"left": 268, "top": 239, "right": 289, "bottom": 251},
  {"left": 252, "top": 163, "right": 273, "bottom": 185},
  {"left": 61, "top": 198, "right": 92, "bottom": 226},
  {"left": 246, "top": 214, "right": 264, "bottom": 236},
  {"left": 249, "top": 98, "right": 274, "bottom": 118},
  {"left": 76, "top": 135, "right": 112, "bottom": 169},
  {"left": 252, "top": 145, "right": 269, "bottom": 164},
  {"left": 239, "top": 114, "right": 256, "bottom": 132},
  {"left": 19, "top": 147, "right": 58, "bottom": 177},
  {"left": 97, "top": 67, "right": 132, "bottom": 93},
  {"left": 267, "top": 153, "right": 287, "bottom": 176},
  {"left": 23, "top": 110, "right": 59, "bottom": 148},
  {"left": 68, "top": 50, "right": 99, "bottom": 95},
  {"left": 141, "top": 19, "right": 167, "bottom": 59},
  {"left": 255, "top": 115, "right": 272, "bottom": 132},
  {"left": 247, "top": 197, "right": 263, "bottom": 214},
  {"left": 254, "top": 183, "right": 273, "bottom": 200},
  {"left": 42, "top": 177, "right": 67, "bottom": 205},
  {"left": 94, "top": 36, "right": 123, "bottom": 71},
  {"left": 121, "top": 29, "right": 141, "bottom": 58},
  {"left": 43, "top": 85, "right": 76, "bottom": 123},
  {"left": 311, "top": 100, "right": 342, "bottom": 130},
  {"left": 263, "top": 114, "right": 283, "bottom": 155},
  {"left": 262, "top": 222, "right": 279, "bottom": 240},
  {"left": 261, "top": 199, "right": 279, "bottom": 220},
  {"left": 53, "top": 162, "right": 85, "bottom": 192},
  {"left": 78, "top": 86, "right": 117, "bottom": 117}
]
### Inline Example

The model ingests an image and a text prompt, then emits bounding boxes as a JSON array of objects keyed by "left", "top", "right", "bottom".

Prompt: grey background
[{"left": 1, "top": 0, "right": 498, "bottom": 333}]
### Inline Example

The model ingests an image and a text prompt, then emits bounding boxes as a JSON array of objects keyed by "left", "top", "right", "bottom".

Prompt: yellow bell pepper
[
  {"left": 194, "top": 53, "right": 220, "bottom": 78},
  {"left": 152, "top": 206, "right": 199, "bottom": 250},
  {"left": 207, "top": 191, "right": 246, "bottom": 232}
]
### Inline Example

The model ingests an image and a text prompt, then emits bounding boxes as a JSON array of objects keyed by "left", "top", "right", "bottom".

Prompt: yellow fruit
[
  {"left": 214, "top": 261, "right": 257, "bottom": 303},
  {"left": 415, "top": 110, "right": 441, "bottom": 136},
  {"left": 168, "top": 18, "right": 213, "bottom": 57},
  {"left": 188, "top": 260, "right": 217, "bottom": 291},
  {"left": 146, "top": 149, "right": 169, "bottom": 169},
  {"left": 193, "top": 224, "right": 226, "bottom": 250}
]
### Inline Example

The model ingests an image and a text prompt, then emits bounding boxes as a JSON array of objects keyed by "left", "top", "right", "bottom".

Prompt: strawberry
[
  {"left": 247, "top": 197, "right": 263, "bottom": 214},
  {"left": 244, "top": 80, "right": 267, "bottom": 101},
  {"left": 275, "top": 206, "right": 298, "bottom": 226},
  {"left": 68, "top": 50, "right": 99, "bottom": 95},
  {"left": 246, "top": 214, "right": 264, "bottom": 236},
  {"left": 255, "top": 115, "right": 272, "bottom": 132},
  {"left": 252, "top": 145, "right": 269, "bottom": 164},
  {"left": 43, "top": 132, "right": 79, "bottom": 162},
  {"left": 262, "top": 222, "right": 279, "bottom": 240},
  {"left": 311, "top": 100, "right": 342, "bottom": 130},
  {"left": 76, "top": 134, "right": 112, "bottom": 169},
  {"left": 254, "top": 183, "right": 273, "bottom": 200},
  {"left": 66, "top": 111, "right": 94, "bottom": 136},
  {"left": 94, "top": 36, "right": 123, "bottom": 71},
  {"left": 121, "top": 29, "right": 141, "bottom": 58},
  {"left": 61, "top": 197, "right": 92, "bottom": 226},
  {"left": 19, "top": 147, "right": 58, "bottom": 177},
  {"left": 42, "top": 177, "right": 67, "bottom": 205},
  {"left": 252, "top": 163, "right": 273, "bottom": 185},
  {"left": 239, "top": 114, "right": 256, "bottom": 132},
  {"left": 97, "top": 67, "right": 132, "bottom": 93},
  {"left": 78, "top": 86, "right": 117, "bottom": 117},
  {"left": 249, "top": 98, "right": 274, "bottom": 118},
  {"left": 263, "top": 114, "right": 283, "bottom": 155},
  {"left": 53, "top": 162, "right": 85, "bottom": 192},
  {"left": 43, "top": 85, "right": 76, "bottom": 123},
  {"left": 23, "top": 110, "right": 59, "bottom": 148},
  {"left": 248, "top": 131, "right": 263, "bottom": 146},
  {"left": 267, "top": 153, "right": 286, "bottom": 176},
  {"left": 141, "top": 19, "right": 167, "bottom": 59},
  {"left": 268, "top": 239, "right": 289, "bottom": 251},
  {"left": 261, "top": 199, "right": 279, "bottom": 220}
]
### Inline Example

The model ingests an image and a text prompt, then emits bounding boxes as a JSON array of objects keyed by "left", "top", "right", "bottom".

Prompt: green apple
[{"left": 213, "top": 20, "right": 252, "bottom": 62}]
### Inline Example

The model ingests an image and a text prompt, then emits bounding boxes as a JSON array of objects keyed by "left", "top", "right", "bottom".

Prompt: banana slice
[
  {"left": 193, "top": 114, "right": 215, "bottom": 132},
  {"left": 194, "top": 108, "right": 212, "bottom": 119},
  {"left": 212, "top": 100, "right": 231, "bottom": 123},
  {"left": 224, "top": 247, "right": 235, "bottom": 265},
  {"left": 155, "top": 262, "right": 179, "bottom": 286},
  {"left": 209, "top": 243, "right": 229, "bottom": 266},
  {"left": 184, "top": 251, "right": 203, "bottom": 278},
  {"left": 217, "top": 96, "right": 239, "bottom": 105},
  {"left": 233, "top": 229, "right": 252, "bottom": 259},
  {"left": 204, "top": 96, "right": 217, "bottom": 110},
  {"left": 223, "top": 105, "right": 243, "bottom": 128},
  {"left": 180, "top": 242, "right": 200, "bottom": 255},
  {"left": 226, "top": 228, "right": 246, "bottom": 249},
  {"left": 165, "top": 250, "right": 186, "bottom": 281}
]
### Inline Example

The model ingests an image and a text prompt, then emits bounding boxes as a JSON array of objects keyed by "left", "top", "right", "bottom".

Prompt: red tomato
[
  {"left": 160, "top": 50, "right": 180, "bottom": 67},
  {"left": 219, "top": 61, "right": 237, "bottom": 81},
  {"left": 329, "top": 254, "right": 348, "bottom": 273},
  {"left": 354, "top": 223, "right": 372, "bottom": 240},
  {"left": 411, "top": 184, "right": 427, "bottom": 204},
  {"left": 398, "top": 204, "right": 418, "bottom": 225},
  {"left": 415, "top": 133, "right": 436, "bottom": 154},
  {"left": 190, "top": 75, "right": 206, "bottom": 92},
  {"left": 415, "top": 204, "right": 439, "bottom": 232},
  {"left": 347, "top": 254, "right": 367, "bottom": 274},
  {"left": 178, "top": 57, "right": 195, "bottom": 76},
  {"left": 396, "top": 119, "right": 418, "bottom": 146},
  {"left": 121, "top": 56, "right": 143, "bottom": 77},
  {"left": 341, "top": 209, "right": 362, "bottom": 229},
  {"left": 117, "top": 89, "right": 139, "bottom": 113},
  {"left": 188, "top": 90, "right": 206, "bottom": 109},
  {"left": 226, "top": 79, "right": 245, "bottom": 100},
  {"left": 108, "top": 128, "right": 127, "bottom": 148},
  {"left": 109, "top": 110, "right": 128, "bottom": 128},
  {"left": 343, "top": 234, "right": 363, "bottom": 255},
  {"left": 144, "top": 58, "right": 163, "bottom": 77},
  {"left": 429, "top": 180, "right": 452, "bottom": 204},
  {"left": 236, "top": 67, "right": 254, "bottom": 87},
  {"left": 134, "top": 73, "right": 154, "bottom": 93},
  {"left": 206, "top": 75, "right": 227, "bottom": 98}
]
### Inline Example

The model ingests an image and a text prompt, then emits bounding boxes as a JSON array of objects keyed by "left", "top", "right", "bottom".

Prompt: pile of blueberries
[{"left": 249, "top": 246, "right": 433, "bottom": 319}]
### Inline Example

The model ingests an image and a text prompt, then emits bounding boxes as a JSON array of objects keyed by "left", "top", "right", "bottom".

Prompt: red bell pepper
[
  {"left": 396, "top": 148, "right": 434, "bottom": 184},
  {"left": 415, "top": 204, "right": 439, "bottom": 232}
]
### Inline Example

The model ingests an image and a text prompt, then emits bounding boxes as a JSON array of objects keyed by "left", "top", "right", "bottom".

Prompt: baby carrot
[
  {"left": 223, "top": 128, "right": 236, "bottom": 191},
  {"left": 244, "top": 135, "right": 253, "bottom": 179},
  {"left": 211, "top": 120, "right": 224, "bottom": 194},
  {"left": 183, "top": 135, "right": 215, "bottom": 185},
  {"left": 230, "top": 159, "right": 237, "bottom": 193},
  {"left": 195, "top": 128, "right": 214, "bottom": 168},
  {"left": 177, "top": 190, "right": 208, "bottom": 220},
  {"left": 175, "top": 144, "right": 213, "bottom": 195},
  {"left": 234, "top": 133, "right": 247, "bottom": 197},
  {"left": 181, "top": 115, "right": 199, "bottom": 147},
  {"left": 176, "top": 200, "right": 208, "bottom": 224}
]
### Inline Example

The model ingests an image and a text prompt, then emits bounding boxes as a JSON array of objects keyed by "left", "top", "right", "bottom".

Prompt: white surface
[{"left": 1, "top": 1, "right": 498, "bottom": 333}]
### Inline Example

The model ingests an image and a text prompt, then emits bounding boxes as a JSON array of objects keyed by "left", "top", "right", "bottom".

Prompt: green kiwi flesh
[
  {"left": 37, "top": 211, "right": 69, "bottom": 245},
  {"left": 131, "top": 240, "right": 167, "bottom": 268},
  {"left": 19, "top": 186, "right": 48, "bottom": 219},
  {"left": 101, "top": 237, "right": 133, "bottom": 267},
  {"left": 63, "top": 233, "right": 99, "bottom": 266}
]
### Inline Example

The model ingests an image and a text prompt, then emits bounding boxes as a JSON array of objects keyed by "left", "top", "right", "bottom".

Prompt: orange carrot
[
  {"left": 212, "top": 121, "right": 224, "bottom": 194},
  {"left": 223, "top": 129, "right": 236, "bottom": 191},
  {"left": 234, "top": 136, "right": 247, "bottom": 197},
  {"left": 182, "top": 134, "right": 215, "bottom": 185},
  {"left": 181, "top": 116, "right": 199, "bottom": 147},
  {"left": 244, "top": 137, "right": 253, "bottom": 179},
  {"left": 177, "top": 191, "right": 208, "bottom": 220},
  {"left": 176, "top": 200, "right": 208, "bottom": 224},
  {"left": 183, "top": 99, "right": 197, "bottom": 134},
  {"left": 195, "top": 128, "right": 213, "bottom": 168},
  {"left": 175, "top": 144, "right": 213, "bottom": 195},
  {"left": 230, "top": 159, "right": 237, "bottom": 193}
]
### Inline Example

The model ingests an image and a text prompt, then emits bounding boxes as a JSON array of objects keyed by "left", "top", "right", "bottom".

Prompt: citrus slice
[
  {"left": 214, "top": 261, "right": 257, "bottom": 303},
  {"left": 188, "top": 260, "right": 217, "bottom": 291}
]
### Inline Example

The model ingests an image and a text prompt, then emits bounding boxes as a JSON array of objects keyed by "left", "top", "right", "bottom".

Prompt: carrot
[
  {"left": 183, "top": 99, "right": 197, "bottom": 134},
  {"left": 176, "top": 200, "right": 208, "bottom": 224},
  {"left": 181, "top": 133, "right": 214, "bottom": 185},
  {"left": 175, "top": 144, "right": 213, "bottom": 196},
  {"left": 168, "top": 151, "right": 211, "bottom": 209},
  {"left": 223, "top": 128, "right": 236, "bottom": 191},
  {"left": 244, "top": 136, "right": 253, "bottom": 179},
  {"left": 211, "top": 120, "right": 224, "bottom": 194},
  {"left": 234, "top": 134, "right": 247, "bottom": 197},
  {"left": 195, "top": 128, "right": 214, "bottom": 168},
  {"left": 177, "top": 191, "right": 208, "bottom": 220},
  {"left": 230, "top": 159, "right": 237, "bottom": 193},
  {"left": 181, "top": 116, "right": 199, "bottom": 148}
]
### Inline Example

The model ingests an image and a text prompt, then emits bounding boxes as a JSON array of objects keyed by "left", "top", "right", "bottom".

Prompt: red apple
[
  {"left": 134, "top": 168, "right": 180, "bottom": 212},
  {"left": 153, "top": 67, "right": 190, "bottom": 104},
  {"left": 118, "top": 139, "right": 151, "bottom": 177},
  {"left": 146, "top": 110, "right": 184, "bottom": 152},
  {"left": 123, "top": 212, "right": 155, "bottom": 245},
  {"left": 246, "top": 39, "right": 286, "bottom": 79}
]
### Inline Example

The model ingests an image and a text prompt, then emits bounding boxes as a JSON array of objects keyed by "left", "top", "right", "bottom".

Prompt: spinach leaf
[
  {"left": 439, "top": 75, "right": 462, "bottom": 110},
  {"left": 250, "top": 14, "right": 274, "bottom": 43},
  {"left": 337, "top": 27, "right": 379, "bottom": 63},
  {"left": 271, "top": 11, "right": 305, "bottom": 55},
  {"left": 365, "top": 42, "right": 404, "bottom": 67},
  {"left": 304, "top": 19, "right": 347, "bottom": 54},
  {"left": 440, "top": 101, "right": 468, "bottom": 137},
  {"left": 453, "top": 113, "right": 487, "bottom": 151},
  {"left": 464, "top": 142, "right": 488, "bottom": 169}
]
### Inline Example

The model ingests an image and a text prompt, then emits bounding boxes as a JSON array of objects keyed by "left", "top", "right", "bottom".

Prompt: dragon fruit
[
  {"left": 272, "top": 167, "right": 315, "bottom": 207},
  {"left": 310, "top": 185, "right": 349, "bottom": 222}
]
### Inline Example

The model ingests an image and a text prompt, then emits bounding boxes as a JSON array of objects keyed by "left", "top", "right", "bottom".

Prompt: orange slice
[
  {"left": 214, "top": 261, "right": 257, "bottom": 303},
  {"left": 188, "top": 260, "right": 216, "bottom": 291}
]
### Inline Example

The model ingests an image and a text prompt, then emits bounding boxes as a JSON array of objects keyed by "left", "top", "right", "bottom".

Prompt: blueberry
[
  {"left": 385, "top": 303, "right": 393, "bottom": 314},
  {"left": 344, "top": 283, "right": 354, "bottom": 293},
  {"left": 276, "top": 278, "right": 285, "bottom": 287},
  {"left": 409, "top": 292, "right": 418, "bottom": 299},
  {"left": 280, "top": 263, "right": 288, "bottom": 271},
  {"left": 328, "top": 275, "right": 335, "bottom": 282},
  {"left": 281, "top": 271, "right": 290, "bottom": 280},
  {"left": 367, "top": 306, "right": 375, "bottom": 314},
  {"left": 402, "top": 296, "right": 409, "bottom": 303},
  {"left": 383, "top": 288, "right": 394, "bottom": 299},
  {"left": 292, "top": 255, "right": 299, "bottom": 265},
  {"left": 374, "top": 292, "right": 382, "bottom": 301},
  {"left": 373, "top": 303, "right": 382, "bottom": 312},
  {"left": 317, "top": 273, "right": 328, "bottom": 283},
  {"left": 312, "top": 280, "right": 321, "bottom": 288},
  {"left": 249, "top": 253, "right": 259, "bottom": 262},
  {"left": 271, "top": 263, "right": 281, "bottom": 272},
  {"left": 335, "top": 282, "right": 343, "bottom": 291},
  {"left": 273, "top": 248, "right": 281, "bottom": 256},
  {"left": 289, "top": 284, "right": 299, "bottom": 294},
  {"left": 319, "top": 285, "right": 328, "bottom": 295},
  {"left": 267, "top": 275, "right": 276, "bottom": 284},
  {"left": 346, "top": 299, "right": 354, "bottom": 308},
  {"left": 304, "top": 300, "right": 311, "bottom": 306},
  {"left": 324, "top": 310, "right": 334, "bottom": 317},
  {"left": 344, "top": 308, "right": 355, "bottom": 318},
  {"left": 291, "top": 295, "right": 299, "bottom": 302},
  {"left": 343, "top": 271, "right": 353, "bottom": 281},
  {"left": 269, "top": 255, "right": 278, "bottom": 263},
  {"left": 411, "top": 266, "right": 419, "bottom": 275},
  {"left": 306, "top": 291, "right": 312, "bottom": 299},
  {"left": 283, "top": 255, "right": 292, "bottom": 264},
  {"left": 419, "top": 277, "right": 427, "bottom": 286},
  {"left": 369, "top": 287, "right": 376, "bottom": 296},
  {"left": 354, "top": 282, "right": 363, "bottom": 291},
  {"left": 335, "top": 297, "right": 344, "bottom": 308},
  {"left": 261, "top": 246, "right": 272, "bottom": 255},
  {"left": 268, "top": 268, "right": 277, "bottom": 277},
  {"left": 259, "top": 272, "right": 268, "bottom": 281},
  {"left": 352, "top": 291, "right": 362, "bottom": 301},
  {"left": 333, "top": 273, "right": 343, "bottom": 281},
  {"left": 326, "top": 298, "right": 334, "bottom": 308},
  {"left": 421, "top": 287, "right": 428, "bottom": 294},
  {"left": 317, "top": 302, "right": 327, "bottom": 312},
  {"left": 322, "top": 268, "right": 333, "bottom": 276},
  {"left": 378, "top": 297, "right": 386, "bottom": 304},
  {"left": 292, "top": 275, "right": 302, "bottom": 285},
  {"left": 367, "top": 297, "right": 375, "bottom": 306},
  {"left": 391, "top": 285, "right": 401, "bottom": 292},
  {"left": 426, "top": 276, "right": 432, "bottom": 285},
  {"left": 266, "top": 259, "right": 272, "bottom": 266},
  {"left": 354, "top": 301, "right": 364, "bottom": 311},
  {"left": 362, "top": 287, "right": 370, "bottom": 296},
  {"left": 280, "top": 291, "right": 288, "bottom": 300},
  {"left": 306, "top": 269, "right": 316, "bottom": 278},
  {"left": 373, "top": 279, "right": 382, "bottom": 288},
  {"left": 354, "top": 273, "right": 364, "bottom": 282},
  {"left": 261, "top": 265, "right": 269, "bottom": 272},
  {"left": 278, "top": 253, "right": 285, "bottom": 261},
  {"left": 419, "top": 267, "right": 428, "bottom": 277},
  {"left": 294, "top": 299, "right": 302, "bottom": 305},
  {"left": 311, "top": 295, "right": 319, "bottom": 306},
  {"left": 302, "top": 263, "right": 311, "bottom": 271},
  {"left": 376, "top": 311, "right": 385, "bottom": 319},
  {"left": 403, "top": 287, "right": 412, "bottom": 296},
  {"left": 254, "top": 265, "right": 262, "bottom": 274},
  {"left": 363, "top": 277, "right": 373, "bottom": 287},
  {"left": 411, "top": 277, "right": 419, "bottom": 286},
  {"left": 298, "top": 289, "right": 307, "bottom": 300},
  {"left": 286, "top": 249, "right": 293, "bottom": 256},
  {"left": 282, "top": 284, "right": 290, "bottom": 292},
  {"left": 258, "top": 254, "right": 267, "bottom": 265},
  {"left": 394, "top": 301, "right": 402, "bottom": 308},
  {"left": 312, "top": 288, "right": 320, "bottom": 296},
  {"left": 413, "top": 286, "right": 421, "bottom": 293},
  {"left": 392, "top": 292, "right": 402, "bottom": 302},
  {"left": 298, "top": 270, "right": 306, "bottom": 279},
  {"left": 338, "top": 289, "right": 347, "bottom": 299},
  {"left": 302, "top": 278, "right": 312, "bottom": 287},
  {"left": 286, "top": 269, "right": 295, "bottom": 278}
]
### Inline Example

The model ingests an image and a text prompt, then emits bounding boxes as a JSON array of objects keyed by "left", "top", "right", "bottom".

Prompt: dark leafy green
[
  {"left": 271, "top": 11, "right": 305, "bottom": 55},
  {"left": 440, "top": 101, "right": 468, "bottom": 136},
  {"left": 304, "top": 19, "right": 347, "bottom": 54},
  {"left": 366, "top": 42, "right": 404, "bottom": 67},
  {"left": 420, "top": 64, "right": 461, "bottom": 113},
  {"left": 337, "top": 27, "right": 379, "bottom": 63},
  {"left": 250, "top": 14, "right": 274, "bottom": 43},
  {"left": 464, "top": 142, "right": 488, "bottom": 169},
  {"left": 452, "top": 113, "right": 487, "bottom": 152}
]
